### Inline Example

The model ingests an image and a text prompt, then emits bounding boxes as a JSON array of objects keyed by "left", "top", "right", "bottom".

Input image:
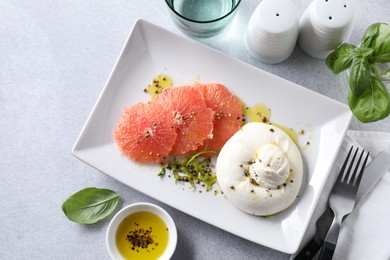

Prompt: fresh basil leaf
[
  {"left": 326, "top": 43, "right": 357, "bottom": 74},
  {"left": 361, "top": 23, "right": 382, "bottom": 48},
  {"left": 349, "top": 58, "right": 371, "bottom": 96},
  {"left": 373, "top": 42, "right": 390, "bottom": 63},
  {"left": 370, "top": 63, "right": 380, "bottom": 76},
  {"left": 370, "top": 64, "right": 390, "bottom": 80},
  {"left": 374, "top": 52, "right": 390, "bottom": 63},
  {"left": 348, "top": 76, "right": 390, "bottom": 123},
  {"left": 62, "top": 187, "right": 120, "bottom": 224},
  {"left": 379, "top": 69, "right": 390, "bottom": 80},
  {"left": 355, "top": 45, "right": 374, "bottom": 59},
  {"left": 369, "top": 23, "right": 390, "bottom": 63}
]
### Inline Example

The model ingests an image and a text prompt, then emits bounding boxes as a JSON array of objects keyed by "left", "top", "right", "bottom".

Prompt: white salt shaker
[
  {"left": 246, "top": 0, "right": 299, "bottom": 64},
  {"left": 298, "top": 0, "right": 355, "bottom": 59}
]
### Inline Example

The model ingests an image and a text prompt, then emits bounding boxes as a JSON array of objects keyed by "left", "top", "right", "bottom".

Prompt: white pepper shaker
[
  {"left": 298, "top": 0, "right": 355, "bottom": 59},
  {"left": 246, "top": 0, "right": 299, "bottom": 64}
]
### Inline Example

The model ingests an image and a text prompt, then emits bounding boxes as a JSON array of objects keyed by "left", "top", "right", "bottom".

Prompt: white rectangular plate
[{"left": 72, "top": 19, "right": 352, "bottom": 254}]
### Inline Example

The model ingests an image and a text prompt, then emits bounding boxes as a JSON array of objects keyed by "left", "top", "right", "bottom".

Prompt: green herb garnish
[
  {"left": 62, "top": 187, "right": 120, "bottom": 224},
  {"left": 159, "top": 151, "right": 217, "bottom": 191},
  {"left": 157, "top": 167, "right": 166, "bottom": 177},
  {"left": 326, "top": 22, "right": 390, "bottom": 123}
]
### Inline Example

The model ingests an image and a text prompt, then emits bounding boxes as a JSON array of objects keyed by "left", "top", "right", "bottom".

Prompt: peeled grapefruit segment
[
  {"left": 113, "top": 102, "right": 177, "bottom": 163},
  {"left": 195, "top": 82, "right": 244, "bottom": 154},
  {"left": 154, "top": 86, "right": 214, "bottom": 155}
]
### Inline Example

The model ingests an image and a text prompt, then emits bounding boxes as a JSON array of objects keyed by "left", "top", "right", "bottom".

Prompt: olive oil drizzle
[
  {"left": 244, "top": 103, "right": 299, "bottom": 145},
  {"left": 144, "top": 74, "right": 173, "bottom": 98}
]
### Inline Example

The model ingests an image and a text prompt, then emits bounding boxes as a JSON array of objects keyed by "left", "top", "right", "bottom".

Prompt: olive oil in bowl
[
  {"left": 106, "top": 203, "right": 177, "bottom": 260},
  {"left": 116, "top": 211, "right": 168, "bottom": 259}
]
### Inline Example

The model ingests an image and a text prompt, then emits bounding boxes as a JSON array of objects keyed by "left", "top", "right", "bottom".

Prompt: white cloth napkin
[{"left": 292, "top": 130, "right": 390, "bottom": 260}]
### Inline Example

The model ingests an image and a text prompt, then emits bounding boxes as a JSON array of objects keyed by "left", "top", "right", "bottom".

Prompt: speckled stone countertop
[{"left": 1, "top": 0, "right": 389, "bottom": 259}]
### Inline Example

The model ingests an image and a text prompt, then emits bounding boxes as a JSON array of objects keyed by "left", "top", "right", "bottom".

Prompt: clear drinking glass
[{"left": 165, "top": 0, "right": 241, "bottom": 37}]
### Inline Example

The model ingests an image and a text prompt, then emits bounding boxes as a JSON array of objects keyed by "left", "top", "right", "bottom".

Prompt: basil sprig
[
  {"left": 326, "top": 23, "right": 390, "bottom": 123},
  {"left": 62, "top": 187, "right": 120, "bottom": 224}
]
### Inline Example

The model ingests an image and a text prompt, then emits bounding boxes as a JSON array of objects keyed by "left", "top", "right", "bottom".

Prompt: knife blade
[{"left": 293, "top": 151, "right": 390, "bottom": 260}]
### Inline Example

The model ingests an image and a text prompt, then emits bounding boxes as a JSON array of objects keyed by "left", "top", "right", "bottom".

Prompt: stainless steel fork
[{"left": 318, "top": 146, "right": 369, "bottom": 260}]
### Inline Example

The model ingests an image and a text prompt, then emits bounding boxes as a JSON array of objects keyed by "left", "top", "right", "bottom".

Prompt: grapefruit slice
[
  {"left": 195, "top": 83, "right": 244, "bottom": 154},
  {"left": 154, "top": 86, "right": 214, "bottom": 155},
  {"left": 113, "top": 102, "right": 177, "bottom": 163}
]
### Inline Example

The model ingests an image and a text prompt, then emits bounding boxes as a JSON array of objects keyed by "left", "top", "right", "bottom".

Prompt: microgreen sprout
[{"left": 158, "top": 150, "right": 217, "bottom": 191}]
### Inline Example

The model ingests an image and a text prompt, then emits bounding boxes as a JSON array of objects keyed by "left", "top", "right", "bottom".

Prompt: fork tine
[
  {"left": 353, "top": 151, "right": 370, "bottom": 187},
  {"left": 337, "top": 146, "right": 354, "bottom": 182},
  {"left": 347, "top": 148, "right": 364, "bottom": 184},
  {"left": 343, "top": 147, "right": 359, "bottom": 183}
]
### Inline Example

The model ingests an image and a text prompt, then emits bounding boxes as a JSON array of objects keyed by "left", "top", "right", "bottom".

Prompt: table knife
[{"left": 294, "top": 151, "right": 390, "bottom": 260}]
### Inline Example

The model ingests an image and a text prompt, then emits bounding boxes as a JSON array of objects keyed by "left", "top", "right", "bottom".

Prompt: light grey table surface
[{"left": 1, "top": 0, "right": 389, "bottom": 259}]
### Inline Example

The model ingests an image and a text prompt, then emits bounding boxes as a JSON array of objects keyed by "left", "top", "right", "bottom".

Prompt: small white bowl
[{"left": 106, "top": 202, "right": 177, "bottom": 260}]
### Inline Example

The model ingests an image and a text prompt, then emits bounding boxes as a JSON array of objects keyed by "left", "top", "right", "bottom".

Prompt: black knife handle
[
  {"left": 318, "top": 241, "right": 336, "bottom": 260},
  {"left": 316, "top": 209, "right": 334, "bottom": 240},
  {"left": 294, "top": 208, "right": 334, "bottom": 260},
  {"left": 293, "top": 238, "right": 322, "bottom": 260}
]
